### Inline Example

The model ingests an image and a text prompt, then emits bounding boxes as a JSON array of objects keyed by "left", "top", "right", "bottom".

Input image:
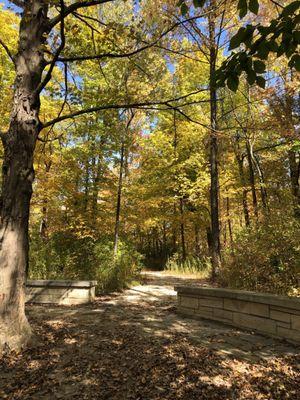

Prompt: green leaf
[
  {"left": 227, "top": 75, "right": 239, "bottom": 92},
  {"left": 277, "top": 43, "right": 286, "bottom": 57},
  {"left": 193, "top": 0, "right": 206, "bottom": 7},
  {"left": 293, "top": 30, "right": 300, "bottom": 43},
  {"left": 238, "top": 0, "right": 248, "bottom": 18},
  {"left": 282, "top": 1, "right": 300, "bottom": 18},
  {"left": 258, "top": 26, "right": 272, "bottom": 35},
  {"left": 288, "top": 54, "right": 300, "bottom": 71},
  {"left": 253, "top": 60, "right": 266, "bottom": 73},
  {"left": 286, "top": 43, "right": 297, "bottom": 57},
  {"left": 246, "top": 69, "right": 256, "bottom": 85},
  {"left": 294, "top": 55, "right": 300, "bottom": 71},
  {"left": 249, "top": 0, "right": 259, "bottom": 15},
  {"left": 229, "top": 27, "right": 247, "bottom": 50},
  {"left": 267, "top": 40, "right": 278, "bottom": 52},
  {"left": 181, "top": 3, "right": 188, "bottom": 15},
  {"left": 243, "top": 25, "right": 255, "bottom": 47},
  {"left": 246, "top": 56, "right": 253, "bottom": 70},
  {"left": 256, "top": 43, "right": 270, "bottom": 60},
  {"left": 291, "top": 141, "right": 300, "bottom": 151},
  {"left": 256, "top": 76, "right": 266, "bottom": 89}
]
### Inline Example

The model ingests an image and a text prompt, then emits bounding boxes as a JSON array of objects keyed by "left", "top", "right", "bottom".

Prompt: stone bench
[
  {"left": 175, "top": 286, "right": 300, "bottom": 344},
  {"left": 26, "top": 280, "right": 97, "bottom": 305}
]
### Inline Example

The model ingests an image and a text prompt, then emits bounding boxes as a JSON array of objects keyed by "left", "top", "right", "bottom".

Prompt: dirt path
[{"left": 0, "top": 271, "right": 299, "bottom": 399}]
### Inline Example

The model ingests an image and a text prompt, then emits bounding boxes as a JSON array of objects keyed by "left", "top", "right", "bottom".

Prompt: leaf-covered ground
[{"left": 0, "top": 272, "right": 299, "bottom": 399}]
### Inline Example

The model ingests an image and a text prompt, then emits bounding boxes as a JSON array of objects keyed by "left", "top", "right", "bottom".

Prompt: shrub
[
  {"left": 93, "top": 240, "right": 144, "bottom": 293},
  {"left": 220, "top": 217, "right": 300, "bottom": 296},
  {"left": 29, "top": 231, "right": 143, "bottom": 293}
]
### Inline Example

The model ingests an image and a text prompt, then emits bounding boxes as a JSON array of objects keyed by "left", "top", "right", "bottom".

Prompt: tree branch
[
  {"left": 252, "top": 139, "right": 294, "bottom": 154},
  {"left": 37, "top": 0, "right": 66, "bottom": 94},
  {"left": 0, "top": 38, "right": 15, "bottom": 64},
  {"left": 42, "top": 90, "right": 210, "bottom": 129},
  {"left": 48, "top": 0, "right": 115, "bottom": 29},
  {"left": 9, "top": 0, "right": 24, "bottom": 8},
  {"left": 54, "top": 14, "right": 212, "bottom": 63},
  {"left": 37, "top": 134, "right": 63, "bottom": 143}
]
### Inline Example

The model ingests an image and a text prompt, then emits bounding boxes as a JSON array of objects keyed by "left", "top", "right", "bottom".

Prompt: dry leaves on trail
[{"left": 0, "top": 286, "right": 299, "bottom": 400}]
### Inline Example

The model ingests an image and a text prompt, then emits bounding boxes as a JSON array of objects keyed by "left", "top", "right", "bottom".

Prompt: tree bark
[
  {"left": 39, "top": 159, "right": 52, "bottom": 242},
  {"left": 252, "top": 152, "right": 269, "bottom": 214},
  {"left": 226, "top": 197, "right": 233, "bottom": 249},
  {"left": 246, "top": 140, "right": 259, "bottom": 219},
  {"left": 179, "top": 198, "right": 186, "bottom": 262},
  {"left": 113, "top": 138, "right": 125, "bottom": 257},
  {"left": 0, "top": 0, "right": 48, "bottom": 351},
  {"left": 208, "top": 3, "right": 221, "bottom": 280},
  {"left": 288, "top": 150, "right": 300, "bottom": 218},
  {"left": 194, "top": 224, "right": 201, "bottom": 257},
  {"left": 233, "top": 139, "right": 250, "bottom": 227}
]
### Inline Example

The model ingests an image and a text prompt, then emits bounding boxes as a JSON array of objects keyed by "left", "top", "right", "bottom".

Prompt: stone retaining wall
[
  {"left": 26, "top": 280, "right": 97, "bottom": 305},
  {"left": 175, "top": 286, "right": 300, "bottom": 344}
]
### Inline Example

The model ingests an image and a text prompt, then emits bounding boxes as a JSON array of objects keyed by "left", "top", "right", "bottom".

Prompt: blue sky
[{"left": 1, "top": 0, "right": 21, "bottom": 11}]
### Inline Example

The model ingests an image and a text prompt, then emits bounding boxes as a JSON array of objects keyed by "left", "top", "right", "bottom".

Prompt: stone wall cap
[
  {"left": 27, "top": 280, "right": 97, "bottom": 288},
  {"left": 174, "top": 285, "right": 300, "bottom": 311}
]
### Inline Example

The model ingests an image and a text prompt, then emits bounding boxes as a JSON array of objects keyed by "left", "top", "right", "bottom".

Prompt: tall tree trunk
[
  {"left": 226, "top": 197, "right": 233, "bottom": 249},
  {"left": 234, "top": 145, "right": 250, "bottom": 227},
  {"left": 113, "top": 112, "right": 133, "bottom": 256},
  {"left": 208, "top": 3, "right": 221, "bottom": 280},
  {"left": 288, "top": 150, "right": 300, "bottom": 218},
  {"left": 91, "top": 151, "right": 103, "bottom": 224},
  {"left": 162, "top": 221, "right": 168, "bottom": 258},
  {"left": 84, "top": 165, "right": 90, "bottom": 211},
  {"left": 179, "top": 198, "right": 186, "bottom": 262},
  {"left": 194, "top": 224, "right": 201, "bottom": 257},
  {"left": 113, "top": 139, "right": 125, "bottom": 257},
  {"left": 39, "top": 160, "right": 52, "bottom": 242},
  {"left": 246, "top": 140, "right": 259, "bottom": 219},
  {"left": 172, "top": 204, "right": 177, "bottom": 254},
  {"left": 0, "top": 0, "right": 48, "bottom": 351},
  {"left": 91, "top": 138, "right": 106, "bottom": 221},
  {"left": 253, "top": 152, "right": 269, "bottom": 214}
]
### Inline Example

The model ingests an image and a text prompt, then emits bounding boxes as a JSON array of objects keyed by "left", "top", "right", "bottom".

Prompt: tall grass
[{"left": 165, "top": 253, "right": 211, "bottom": 278}]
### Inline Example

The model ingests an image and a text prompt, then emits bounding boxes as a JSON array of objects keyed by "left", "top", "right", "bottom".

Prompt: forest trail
[{"left": 1, "top": 271, "right": 299, "bottom": 399}]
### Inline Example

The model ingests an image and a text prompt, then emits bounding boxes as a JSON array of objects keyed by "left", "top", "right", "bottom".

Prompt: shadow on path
[{"left": 0, "top": 271, "right": 299, "bottom": 399}]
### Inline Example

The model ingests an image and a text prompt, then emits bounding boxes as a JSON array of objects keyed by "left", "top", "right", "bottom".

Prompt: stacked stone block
[
  {"left": 175, "top": 286, "right": 300, "bottom": 343},
  {"left": 26, "top": 280, "right": 97, "bottom": 305}
]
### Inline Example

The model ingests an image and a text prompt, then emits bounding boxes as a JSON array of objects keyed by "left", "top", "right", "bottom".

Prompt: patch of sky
[{"left": 1, "top": 0, "right": 21, "bottom": 12}]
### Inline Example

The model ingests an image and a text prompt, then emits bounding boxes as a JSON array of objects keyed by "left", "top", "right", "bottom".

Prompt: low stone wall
[
  {"left": 26, "top": 280, "right": 97, "bottom": 305},
  {"left": 175, "top": 286, "right": 300, "bottom": 344}
]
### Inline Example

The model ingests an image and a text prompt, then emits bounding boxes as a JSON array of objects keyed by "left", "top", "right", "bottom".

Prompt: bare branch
[
  {"left": 44, "top": 62, "right": 69, "bottom": 140},
  {"left": 152, "top": 44, "right": 210, "bottom": 64},
  {"left": 9, "top": 0, "right": 24, "bottom": 8},
  {"left": 72, "top": 11, "right": 107, "bottom": 27},
  {"left": 253, "top": 139, "right": 295, "bottom": 154},
  {"left": 0, "top": 38, "right": 15, "bottom": 64},
  {"left": 167, "top": 104, "right": 211, "bottom": 130},
  {"left": 42, "top": 89, "right": 210, "bottom": 129},
  {"left": 48, "top": 0, "right": 115, "bottom": 29},
  {"left": 270, "top": 0, "right": 284, "bottom": 8},
  {"left": 37, "top": 0, "right": 66, "bottom": 94},
  {"left": 37, "top": 134, "right": 63, "bottom": 143}
]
